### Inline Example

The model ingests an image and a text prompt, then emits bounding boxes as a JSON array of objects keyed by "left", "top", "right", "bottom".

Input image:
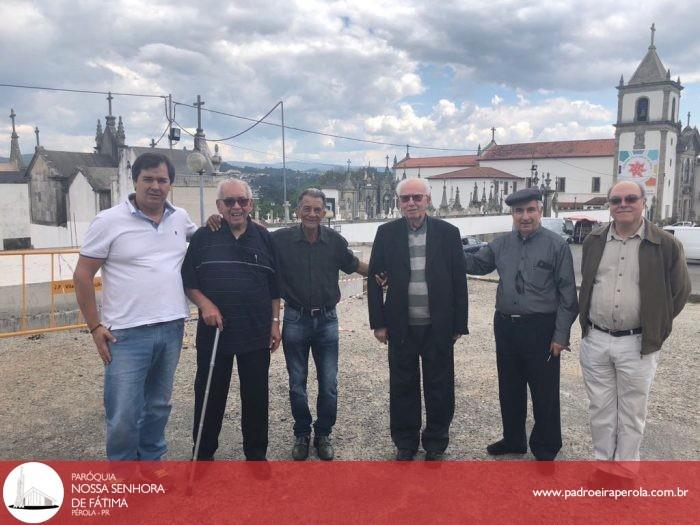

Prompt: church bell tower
[{"left": 614, "top": 23, "right": 682, "bottom": 221}]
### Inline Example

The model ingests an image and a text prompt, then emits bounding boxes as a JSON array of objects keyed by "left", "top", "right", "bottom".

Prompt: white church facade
[{"left": 396, "top": 26, "right": 700, "bottom": 223}]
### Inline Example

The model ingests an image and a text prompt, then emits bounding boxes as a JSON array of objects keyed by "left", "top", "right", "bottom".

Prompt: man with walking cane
[{"left": 182, "top": 178, "right": 281, "bottom": 461}]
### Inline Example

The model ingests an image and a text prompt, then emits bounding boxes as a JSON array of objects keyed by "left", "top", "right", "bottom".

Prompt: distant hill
[
  {"left": 0, "top": 153, "right": 34, "bottom": 164},
  {"left": 0, "top": 153, "right": 341, "bottom": 173},
  {"left": 223, "top": 159, "right": 343, "bottom": 172}
]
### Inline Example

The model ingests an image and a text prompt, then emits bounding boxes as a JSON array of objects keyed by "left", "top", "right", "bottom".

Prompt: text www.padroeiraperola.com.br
[{"left": 532, "top": 487, "right": 690, "bottom": 500}]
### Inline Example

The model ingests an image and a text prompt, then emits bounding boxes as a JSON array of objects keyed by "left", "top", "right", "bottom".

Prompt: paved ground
[{"left": 0, "top": 280, "right": 697, "bottom": 462}]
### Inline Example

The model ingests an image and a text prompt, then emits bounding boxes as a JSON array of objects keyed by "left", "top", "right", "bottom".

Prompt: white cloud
[
  {"left": 362, "top": 96, "right": 614, "bottom": 150},
  {"left": 0, "top": 0, "right": 697, "bottom": 165}
]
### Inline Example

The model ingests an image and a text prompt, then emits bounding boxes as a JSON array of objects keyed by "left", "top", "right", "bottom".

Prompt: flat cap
[{"left": 505, "top": 187, "right": 542, "bottom": 207}]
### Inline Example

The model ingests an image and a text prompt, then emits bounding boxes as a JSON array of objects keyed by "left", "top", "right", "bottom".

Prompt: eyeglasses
[
  {"left": 219, "top": 197, "right": 251, "bottom": 208},
  {"left": 399, "top": 194, "right": 425, "bottom": 203},
  {"left": 608, "top": 194, "right": 642, "bottom": 206}
]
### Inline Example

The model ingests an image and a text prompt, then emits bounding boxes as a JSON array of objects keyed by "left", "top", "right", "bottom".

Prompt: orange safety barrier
[{"left": 0, "top": 248, "right": 99, "bottom": 338}]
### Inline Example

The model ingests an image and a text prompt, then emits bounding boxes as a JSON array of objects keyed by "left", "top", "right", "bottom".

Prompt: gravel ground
[{"left": 0, "top": 279, "right": 697, "bottom": 461}]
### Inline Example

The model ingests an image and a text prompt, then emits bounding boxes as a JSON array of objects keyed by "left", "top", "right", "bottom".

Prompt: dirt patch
[{"left": 0, "top": 280, "right": 697, "bottom": 461}]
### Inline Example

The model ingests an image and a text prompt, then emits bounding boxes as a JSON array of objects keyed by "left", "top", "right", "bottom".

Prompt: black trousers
[
  {"left": 388, "top": 325, "right": 455, "bottom": 453},
  {"left": 493, "top": 311, "right": 561, "bottom": 460},
  {"left": 193, "top": 330, "right": 270, "bottom": 460}
]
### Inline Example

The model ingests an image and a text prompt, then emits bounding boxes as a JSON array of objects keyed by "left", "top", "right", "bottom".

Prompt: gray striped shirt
[{"left": 407, "top": 219, "right": 430, "bottom": 325}]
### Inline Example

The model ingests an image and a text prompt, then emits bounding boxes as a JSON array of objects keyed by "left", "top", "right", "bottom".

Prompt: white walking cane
[{"left": 187, "top": 328, "right": 221, "bottom": 495}]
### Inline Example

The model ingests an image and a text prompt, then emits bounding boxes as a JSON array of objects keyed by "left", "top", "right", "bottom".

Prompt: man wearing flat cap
[{"left": 464, "top": 187, "right": 578, "bottom": 461}]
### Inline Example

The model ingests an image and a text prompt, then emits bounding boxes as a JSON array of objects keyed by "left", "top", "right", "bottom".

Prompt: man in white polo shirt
[{"left": 74, "top": 152, "right": 197, "bottom": 460}]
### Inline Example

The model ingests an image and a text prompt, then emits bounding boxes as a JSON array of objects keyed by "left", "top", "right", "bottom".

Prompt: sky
[{"left": 1, "top": 0, "right": 699, "bottom": 168}]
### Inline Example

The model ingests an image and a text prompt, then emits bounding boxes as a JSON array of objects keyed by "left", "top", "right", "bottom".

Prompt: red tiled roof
[
  {"left": 480, "top": 139, "right": 615, "bottom": 160},
  {"left": 395, "top": 154, "right": 478, "bottom": 169},
  {"left": 426, "top": 167, "right": 522, "bottom": 180}
]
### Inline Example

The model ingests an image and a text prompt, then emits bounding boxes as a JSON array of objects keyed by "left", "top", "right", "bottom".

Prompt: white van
[{"left": 663, "top": 226, "right": 700, "bottom": 261}]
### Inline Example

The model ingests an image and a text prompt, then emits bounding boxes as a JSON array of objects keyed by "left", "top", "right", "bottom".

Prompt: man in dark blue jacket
[{"left": 182, "top": 178, "right": 281, "bottom": 461}]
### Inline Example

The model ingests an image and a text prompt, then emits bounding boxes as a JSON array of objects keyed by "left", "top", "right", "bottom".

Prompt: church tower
[
  {"left": 614, "top": 24, "right": 682, "bottom": 221},
  {"left": 9, "top": 109, "right": 24, "bottom": 169}
]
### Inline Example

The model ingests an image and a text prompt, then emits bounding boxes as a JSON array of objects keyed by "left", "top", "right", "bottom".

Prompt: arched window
[
  {"left": 635, "top": 97, "right": 649, "bottom": 122},
  {"left": 671, "top": 98, "right": 676, "bottom": 122}
]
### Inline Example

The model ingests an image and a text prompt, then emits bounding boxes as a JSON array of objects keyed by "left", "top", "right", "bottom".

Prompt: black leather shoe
[
  {"left": 313, "top": 435, "right": 334, "bottom": 461},
  {"left": 292, "top": 435, "right": 310, "bottom": 461},
  {"left": 486, "top": 439, "right": 527, "bottom": 456},
  {"left": 425, "top": 450, "right": 444, "bottom": 461},
  {"left": 396, "top": 449, "right": 416, "bottom": 461}
]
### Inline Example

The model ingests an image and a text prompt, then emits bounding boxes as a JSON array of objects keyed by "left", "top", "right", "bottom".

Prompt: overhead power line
[
  {"left": 172, "top": 119, "right": 345, "bottom": 169},
  {"left": 0, "top": 82, "right": 165, "bottom": 99},
  {"left": 1, "top": 82, "right": 477, "bottom": 152},
  {"left": 173, "top": 100, "right": 478, "bottom": 152},
  {"left": 1, "top": 82, "right": 612, "bottom": 174}
]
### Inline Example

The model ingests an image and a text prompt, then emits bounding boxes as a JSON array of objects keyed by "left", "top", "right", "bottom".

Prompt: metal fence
[{"left": 0, "top": 248, "right": 99, "bottom": 338}]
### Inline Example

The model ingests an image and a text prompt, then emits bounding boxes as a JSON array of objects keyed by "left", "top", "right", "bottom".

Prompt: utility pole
[
  {"left": 281, "top": 100, "right": 289, "bottom": 222},
  {"left": 193, "top": 95, "right": 206, "bottom": 224},
  {"left": 194, "top": 95, "right": 205, "bottom": 138},
  {"left": 168, "top": 94, "right": 173, "bottom": 149}
]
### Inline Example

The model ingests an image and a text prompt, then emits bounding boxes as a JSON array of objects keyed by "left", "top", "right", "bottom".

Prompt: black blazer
[{"left": 368, "top": 216, "right": 468, "bottom": 346}]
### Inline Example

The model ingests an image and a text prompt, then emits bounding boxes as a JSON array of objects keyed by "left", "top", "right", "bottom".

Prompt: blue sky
[{"left": 1, "top": 0, "right": 698, "bottom": 167}]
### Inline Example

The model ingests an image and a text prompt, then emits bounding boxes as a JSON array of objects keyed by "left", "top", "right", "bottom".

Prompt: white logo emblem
[{"left": 3, "top": 463, "right": 63, "bottom": 523}]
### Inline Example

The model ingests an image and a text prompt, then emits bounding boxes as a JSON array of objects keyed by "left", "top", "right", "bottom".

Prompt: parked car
[
  {"left": 672, "top": 221, "right": 696, "bottom": 227},
  {"left": 540, "top": 218, "right": 575, "bottom": 244},
  {"left": 663, "top": 226, "right": 700, "bottom": 261},
  {"left": 462, "top": 236, "right": 488, "bottom": 254}
]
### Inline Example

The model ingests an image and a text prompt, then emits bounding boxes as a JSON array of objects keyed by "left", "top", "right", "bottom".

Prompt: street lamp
[
  {"left": 186, "top": 151, "right": 208, "bottom": 225},
  {"left": 326, "top": 208, "right": 335, "bottom": 227}
]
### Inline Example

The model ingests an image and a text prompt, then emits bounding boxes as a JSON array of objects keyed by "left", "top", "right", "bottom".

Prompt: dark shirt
[
  {"left": 271, "top": 224, "right": 359, "bottom": 309},
  {"left": 464, "top": 226, "right": 578, "bottom": 345},
  {"left": 181, "top": 218, "right": 280, "bottom": 354}
]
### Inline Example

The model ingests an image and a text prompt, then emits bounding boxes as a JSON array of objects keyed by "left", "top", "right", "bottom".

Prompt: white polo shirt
[{"left": 80, "top": 196, "right": 198, "bottom": 330}]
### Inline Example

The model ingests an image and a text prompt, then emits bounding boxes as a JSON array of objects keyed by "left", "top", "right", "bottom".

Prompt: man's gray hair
[
  {"left": 396, "top": 177, "right": 431, "bottom": 196},
  {"left": 297, "top": 188, "right": 326, "bottom": 206},
  {"left": 607, "top": 179, "right": 646, "bottom": 200},
  {"left": 217, "top": 178, "right": 253, "bottom": 199}
]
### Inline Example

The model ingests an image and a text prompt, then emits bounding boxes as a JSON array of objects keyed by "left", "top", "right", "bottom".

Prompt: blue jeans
[
  {"left": 282, "top": 306, "right": 339, "bottom": 437},
  {"left": 104, "top": 319, "right": 184, "bottom": 460}
]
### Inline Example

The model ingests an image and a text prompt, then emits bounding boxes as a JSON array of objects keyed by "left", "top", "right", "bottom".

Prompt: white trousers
[{"left": 579, "top": 328, "right": 658, "bottom": 461}]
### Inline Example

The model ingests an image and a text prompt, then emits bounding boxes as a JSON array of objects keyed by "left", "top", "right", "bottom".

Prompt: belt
[
  {"left": 496, "top": 311, "right": 556, "bottom": 322},
  {"left": 590, "top": 322, "right": 642, "bottom": 337},
  {"left": 285, "top": 303, "right": 334, "bottom": 317}
]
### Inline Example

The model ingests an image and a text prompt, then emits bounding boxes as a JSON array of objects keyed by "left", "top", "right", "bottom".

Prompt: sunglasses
[
  {"left": 399, "top": 194, "right": 425, "bottom": 203},
  {"left": 219, "top": 197, "right": 251, "bottom": 208},
  {"left": 608, "top": 194, "right": 643, "bottom": 206}
]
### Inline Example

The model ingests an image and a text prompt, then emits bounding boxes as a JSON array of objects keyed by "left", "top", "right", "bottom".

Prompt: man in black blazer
[{"left": 368, "top": 177, "right": 468, "bottom": 461}]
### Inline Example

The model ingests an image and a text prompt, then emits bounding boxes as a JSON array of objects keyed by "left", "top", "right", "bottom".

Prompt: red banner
[{"left": 1, "top": 461, "right": 697, "bottom": 524}]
